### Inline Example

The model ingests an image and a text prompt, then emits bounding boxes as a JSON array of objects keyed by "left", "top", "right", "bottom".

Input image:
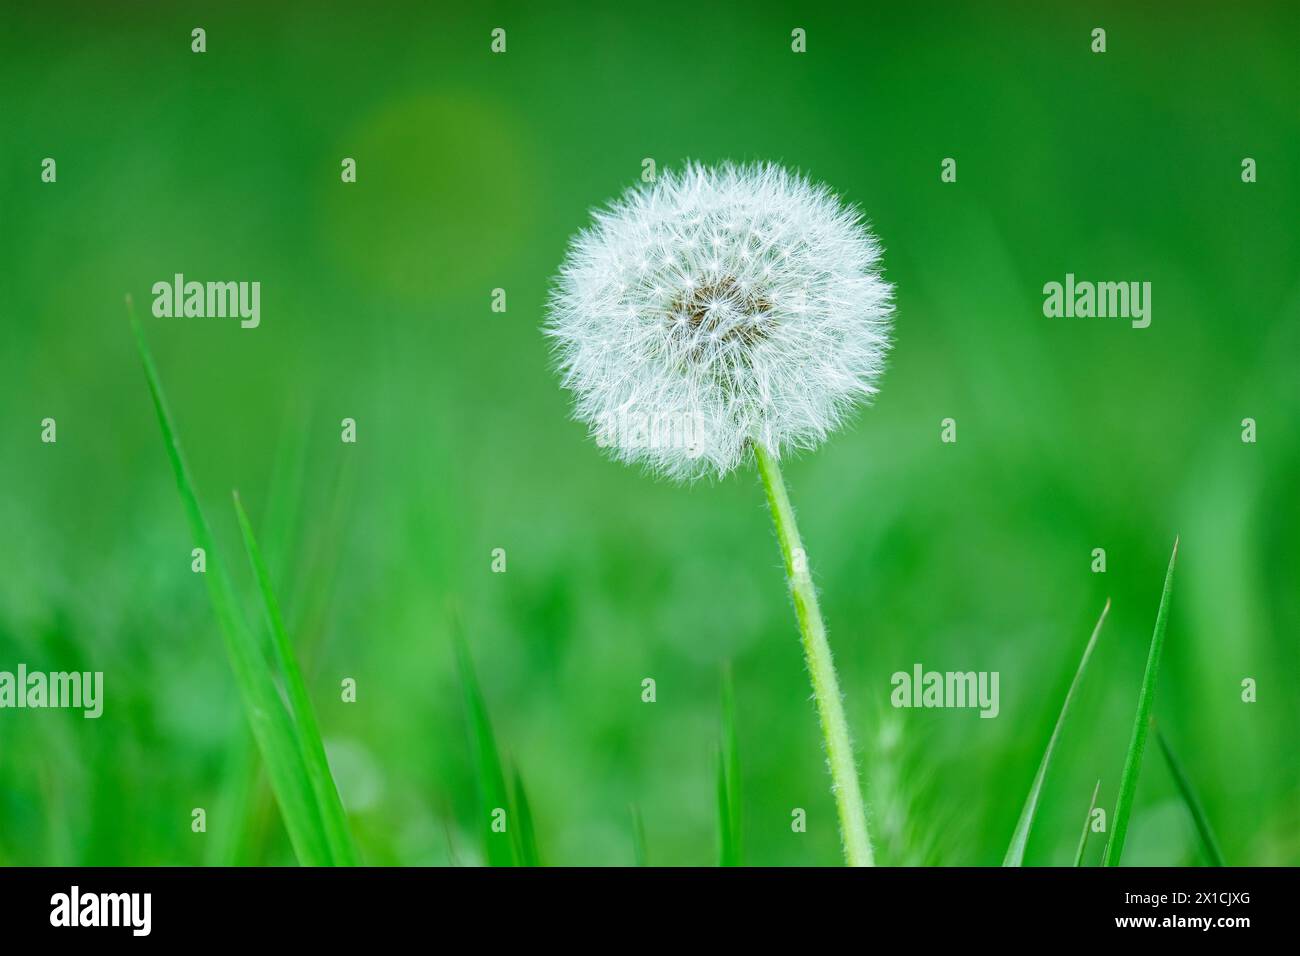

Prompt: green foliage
[
  {"left": 1104, "top": 539, "right": 1179, "bottom": 866},
  {"left": 2, "top": 4, "right": 1295, "bottom": 867},
  {"left": 512, "top": 767, "right": 542, "bottom": 867},
  {"left": 234, "top": 490, "right": 358, "bottom": 865},
  {"left": 1073, "top": 780, "right": 1102, "bottom": 867},
  {"left": 454, "top": 624, "right": 541, "bottom": 866},
  {"left": 131, "top": 306, "right": 346, "bottom": 866},
  {"left": 717, "top": 665, "right": 742, "bottom": 866},
  {"left": 631, "top": 806, "right": 648, "bottom": 867},
  {"left": 1003, "top": 600, "right": 1109, "bottom": 866},
  {"left": 1155, "top": 723, "right": 1226, "bottom": 866}
]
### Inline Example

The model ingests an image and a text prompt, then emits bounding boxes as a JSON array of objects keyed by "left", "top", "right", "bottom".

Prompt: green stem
[{"left": 754, "top": 442, "right": 873, "bottom": 866}]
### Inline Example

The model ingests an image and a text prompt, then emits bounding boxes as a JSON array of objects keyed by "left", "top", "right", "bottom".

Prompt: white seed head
[{"left": 547, "top": 162, "right": 894, "bottom": 481}]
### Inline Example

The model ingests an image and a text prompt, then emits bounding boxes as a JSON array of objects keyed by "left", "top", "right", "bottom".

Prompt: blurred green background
[{"left": 2, "top": 1, "right": 1297, "bottom": 866}]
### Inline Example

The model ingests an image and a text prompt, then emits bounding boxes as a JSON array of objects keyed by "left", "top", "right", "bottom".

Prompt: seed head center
[{"left": 669, "top": 275, "right": 773, "bottom": 354}]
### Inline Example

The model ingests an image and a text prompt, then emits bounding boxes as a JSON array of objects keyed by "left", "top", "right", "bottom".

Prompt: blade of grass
[
  {"left": 210, "top": 410, "right": 316, "bottom": 865},
  {"left": 1103, "top": 536, "right": 1180, "bottom": 866},
  {"left": 259, "top": 405, "right": 313, "bottom": 586},
  {"left": 511, "top": 766, "right": 541, "bottom": 867},
  {"left": 630, "top": 805, "right": 648, "bottom": 866},
  {"left": 129, "top": 298, "right": 331, "bottom": 866},
  {"left": 205, "top": 730, "right": 261, "bottom": 865},
  {"left": 285, "top": 445, "right": 356, "bottom": 674},
  {"left": 234, "top": 490, "right": 358, "bottom": 866},
  {"left": 443, "top": 813, "right": 463, "bottom": 867},
  {"left": 452, "top": 623, "right": 516, "bottom": 866},
  {"left": 1002, "top": 598, "right": 1110, "bottom": 865},
  {"left": 717, "top": 665, "right": 742, "bottom": 866},
  {"left": 1073, "top": 779, "right": 1102, "bottom": 866},
  {"left": 1154, "top": 721, "right": 1225, "bottom": 866}
]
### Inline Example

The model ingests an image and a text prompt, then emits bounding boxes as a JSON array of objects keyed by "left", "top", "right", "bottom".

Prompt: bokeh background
[{"left": 2, "top": 1, "right": 1297, "bottom": 866}]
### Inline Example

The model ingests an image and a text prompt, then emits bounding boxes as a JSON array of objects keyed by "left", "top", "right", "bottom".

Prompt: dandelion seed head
[{"left": 546, "top": 162, "right": 894, "bottom": 481}]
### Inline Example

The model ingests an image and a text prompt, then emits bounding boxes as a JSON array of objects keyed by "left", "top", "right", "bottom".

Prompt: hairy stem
[{"left": 754, "top": 442, "right": 873, "bottom": 866}]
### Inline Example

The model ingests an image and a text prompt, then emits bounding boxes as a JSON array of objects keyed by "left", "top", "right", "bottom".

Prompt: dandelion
[
  {"left": 548, "top": 162, "right": 892, "bottom": 481},
  {"left": 547, "top": 162, "right": 894, "bottom": 865}
]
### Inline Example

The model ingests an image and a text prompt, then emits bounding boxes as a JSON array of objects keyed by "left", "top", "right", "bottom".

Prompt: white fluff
[{"left": 547, "top": 162, "right": 894, "bottom": 481}]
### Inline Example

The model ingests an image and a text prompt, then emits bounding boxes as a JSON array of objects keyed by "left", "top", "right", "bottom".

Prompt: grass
[
  {"left": 126, "top": 312, "right": 1205, "bottom": 869},
  {"left": 1002, "top": 599, "right": 1109, "bottom": 866},
  {"left": 126, "top": 302, "right": 1223, "bottom": 870},
  {"left": 130, "top": 298, "right": 352, "bottom": 866},
  {"left": 127, "top": 313, "right": 1209, "bottom": 868},
  {"left": 206, "top": 409, "right": 317, "bottom": 865},
  {"left": 717, "top": 665, "right": 742, "bottom": 867},
  {"left": 1103, "top": 537, "right": 1180, "bottom": 866},
  {"left": 511, "top": 767, "right": 542, "bottom": 866},
  {"left": 630, "top": 806, "right": 648, "bottom": 866},
  {"left": 453, "top": 619, "right": 543, "bottom": 866},
  {"left": 1073, "top": 779, "right": 1102, "bottom": 866},
  {"left": 453, "top": 624, "right": 515, "bottom": 866},
  {"left": 4, "top": 2, "right": 1293, "bottom": 872},
  {"left": 233, "top": 490, "right": 358, "bottom": 865},
  {"left": 1155, "top": 722, "right": 1226, "bottom": 866}
]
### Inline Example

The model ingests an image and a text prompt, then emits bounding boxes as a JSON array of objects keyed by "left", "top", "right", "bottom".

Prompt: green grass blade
[
  {"left": 1073, "top": 779, "right": 1102, "bottom": 866},
  {"left": 205, "top": 732, "right": 261, "bottom": 865},
  {"left": 129, "top": 300, "right": 331, "bottom": 866},
  {"left": 210, "top": 412, "right": 314, "bottom": 865},
  {"left": 1103, "top": 536, "right": 1180, "bottom": 866},
  {"left": 259, "top": 407, "right": 313, "bottom": 586},
  {"left": 717, "top": 665, "right": 742, "bottom": 866},
  {"left": 452, "top": 625, "right": 516, "bottom": 866},
  {"left": 511, "top": 767, "right": 542, "bottom": 867},
  {"left": 630, "top": 805, "right": 648, "bottom": 866},
  {"left": 233, "top": 490, "right": 358, "bottom": 866},
  {"left": 1002, "top": 598, "right": 1110, "bottom": 865},
  {"left": 1154, "top": 722, "right": 1226, "bottom": 866}
]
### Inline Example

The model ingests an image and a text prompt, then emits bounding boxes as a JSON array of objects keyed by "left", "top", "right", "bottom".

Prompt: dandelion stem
[{"left": 754, "top": 442, "right": 873, "bottom": 866}]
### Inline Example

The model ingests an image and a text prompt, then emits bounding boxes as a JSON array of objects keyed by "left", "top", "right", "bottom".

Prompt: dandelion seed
[{"left": 546, "top": 162, "right": 893, "bottom": 481}]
